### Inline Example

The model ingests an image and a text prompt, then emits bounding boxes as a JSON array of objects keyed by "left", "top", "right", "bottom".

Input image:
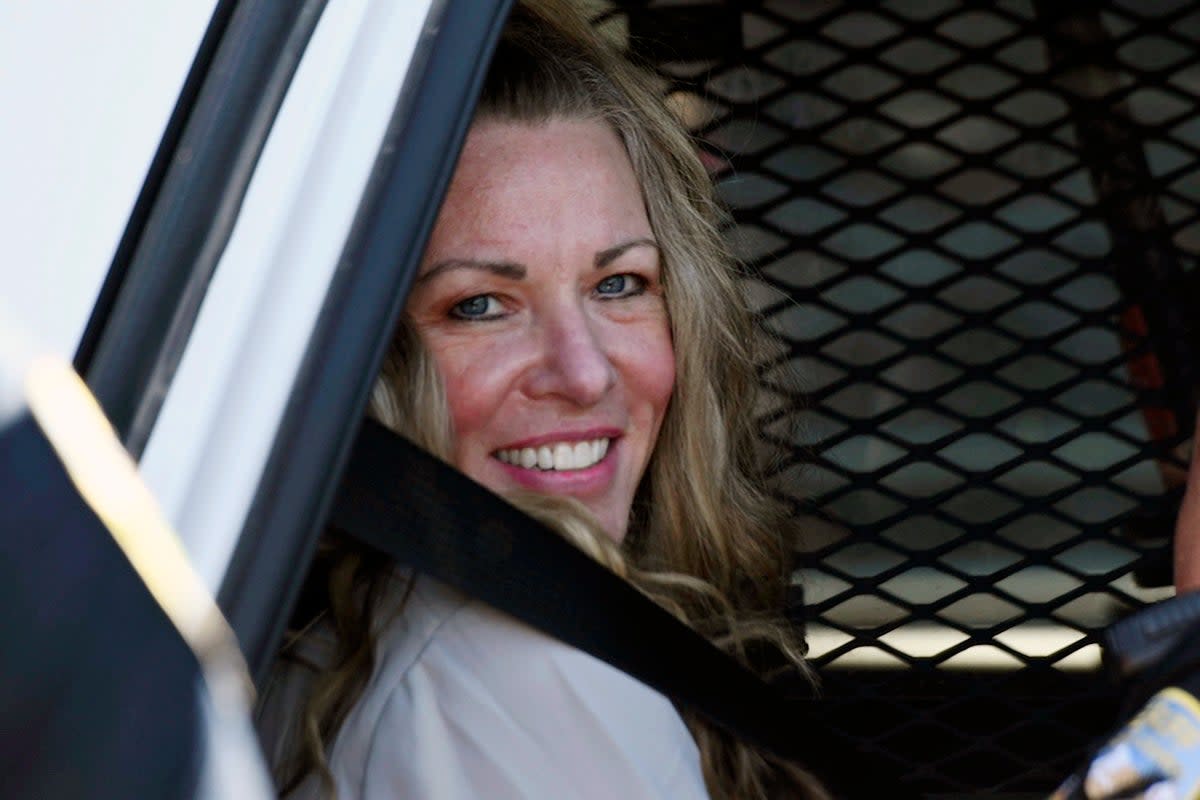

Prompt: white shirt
[{"left": 259, "top": 572, "right": 710, "bottom": 799}]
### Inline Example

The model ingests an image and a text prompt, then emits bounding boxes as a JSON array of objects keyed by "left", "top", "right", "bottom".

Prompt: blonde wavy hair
[{"left": 273, "top": 2, "right": 824, "bottom": 798}]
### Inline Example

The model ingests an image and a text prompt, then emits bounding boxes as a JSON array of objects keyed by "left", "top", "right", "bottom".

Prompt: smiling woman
[
  {"left": 257, "top": 2, "right": 824, "bottom": 798},
  {"left": 408, "top": 119, "right": 674, "bottom": 540}
]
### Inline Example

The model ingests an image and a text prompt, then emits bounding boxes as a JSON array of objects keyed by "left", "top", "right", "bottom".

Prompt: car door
[
  {"left": 0, "top": 1, "right": 217, "bottom": 360},
  {"left": 17, "top": 0, "right": 511, "bottom": 684}
]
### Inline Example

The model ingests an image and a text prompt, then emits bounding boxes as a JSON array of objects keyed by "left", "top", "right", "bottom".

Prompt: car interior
[
  {"left": 41, "top": 1, "right": 1200, "bottom": 797},
  {"left": 260, "top": 3, "right": 1200, "bottom": 796}
]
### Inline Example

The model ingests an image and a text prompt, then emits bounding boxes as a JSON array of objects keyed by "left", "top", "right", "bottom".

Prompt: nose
[{"left": 525, "top": 306, "right": 617, "bottom": 406}]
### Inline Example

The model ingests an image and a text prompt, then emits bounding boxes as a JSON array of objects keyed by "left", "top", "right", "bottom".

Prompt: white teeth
[
  {"left": 494, "top": 438, "right": 612, "bottom": 472},
  {"left": 554, "top": 443, "right": 573, "bottom": 470}
]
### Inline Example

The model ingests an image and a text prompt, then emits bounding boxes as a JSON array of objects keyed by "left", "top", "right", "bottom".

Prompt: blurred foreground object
[
  {"left": 0, "top": 338, "right": 271, "bottom": 799},
  {"left": 1052, "top": 594, "right": 1200, "bottom": 800}
]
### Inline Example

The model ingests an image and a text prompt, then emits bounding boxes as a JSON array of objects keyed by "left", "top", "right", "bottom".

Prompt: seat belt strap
[{"left": 330, "top": 418, "right": 915, "bottom": 798}]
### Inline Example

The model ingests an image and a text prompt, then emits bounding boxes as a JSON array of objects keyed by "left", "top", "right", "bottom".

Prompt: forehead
[{"left": 427, "top": 118, "right": 652, "bottom": 256}]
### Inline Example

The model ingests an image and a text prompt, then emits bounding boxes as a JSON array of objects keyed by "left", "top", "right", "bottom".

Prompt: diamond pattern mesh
[{"left": 594, "top": 1, "right": 1200, "bottom": 793}]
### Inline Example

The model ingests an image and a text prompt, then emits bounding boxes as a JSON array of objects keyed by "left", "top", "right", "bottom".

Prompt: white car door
[{"left": 8, "top": 0, "right": 512, "bottom": 683}]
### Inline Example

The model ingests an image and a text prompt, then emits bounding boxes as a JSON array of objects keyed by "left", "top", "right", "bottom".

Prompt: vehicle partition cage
[{"left": 599, "top": 1, "right": 1200, "bottom": 794}]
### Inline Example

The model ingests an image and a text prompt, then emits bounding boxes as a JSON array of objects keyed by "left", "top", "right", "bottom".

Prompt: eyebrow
[
  {"left": 595, "top": 238, "right": 659, "bottom": 269},
  {"left": 416, "top": 259, "right": 527, "bottom": 284},
  {"left": 417, "top": 238, "right": 659, "bottom": 283}
]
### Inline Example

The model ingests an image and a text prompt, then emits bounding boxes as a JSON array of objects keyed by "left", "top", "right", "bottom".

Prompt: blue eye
[
  {"left": 451, "top": 294, "right": 501, "bottom": 319},
  {"left": 596, "top": 274, "right": 645, "bottom": 298}
]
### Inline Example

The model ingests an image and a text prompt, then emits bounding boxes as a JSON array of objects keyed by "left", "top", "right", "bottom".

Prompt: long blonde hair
[{"left": 275, "top": 2, "right": 823, "bottom": 798}]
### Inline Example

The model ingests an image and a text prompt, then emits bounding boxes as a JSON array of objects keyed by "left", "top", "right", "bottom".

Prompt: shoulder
[{"left": 336, "top": 575, "right": 708, "bottom": 799}]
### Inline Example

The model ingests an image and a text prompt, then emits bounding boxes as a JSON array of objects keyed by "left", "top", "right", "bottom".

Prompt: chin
[{"left": 590, "top": 506, "right": 628, "bottom": 544}]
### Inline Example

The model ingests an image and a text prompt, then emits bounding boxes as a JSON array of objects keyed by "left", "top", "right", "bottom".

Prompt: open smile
[{"left": 494, "top": 438, "right": 611, "bottom": 471}]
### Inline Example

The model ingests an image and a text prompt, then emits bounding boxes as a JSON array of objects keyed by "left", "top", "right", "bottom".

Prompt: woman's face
[{"left": 406, "top": 118, "right": 675, "bottom": 541}]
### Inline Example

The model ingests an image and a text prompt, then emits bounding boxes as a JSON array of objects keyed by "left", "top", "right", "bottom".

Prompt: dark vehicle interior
[{"left": 585, "top": 2, "right": 1199, "bottom": 795}]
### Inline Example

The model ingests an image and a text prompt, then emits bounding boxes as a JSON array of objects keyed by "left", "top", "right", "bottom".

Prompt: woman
[{"left": 259, "top": 2, "right": 823, "bottom": 798}]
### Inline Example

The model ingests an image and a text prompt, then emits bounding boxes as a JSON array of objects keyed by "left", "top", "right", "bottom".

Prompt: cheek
[
  {"left": 442, "top": 369, "right": 489, "bottom": 436},
  {"left": 425, "top": 338, "right": 510, "bottom": 456},
  {"left": 624, "top": 323, "right": 676, "bottom": 425}
]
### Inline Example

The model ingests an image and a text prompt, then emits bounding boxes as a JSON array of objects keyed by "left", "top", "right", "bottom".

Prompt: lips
[{"left": 495, "top": 438, "right": 611, "bottom": 471}]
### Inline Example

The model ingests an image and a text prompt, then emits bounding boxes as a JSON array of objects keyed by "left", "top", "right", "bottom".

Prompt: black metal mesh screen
[{"left": 596, "top": 1, "right": 1200, "bottom": 794}]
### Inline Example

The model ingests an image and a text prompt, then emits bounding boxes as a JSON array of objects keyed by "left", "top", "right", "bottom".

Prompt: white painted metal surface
[
  {"left": 139, "top": 0, "right": 438, "bottom": 591},
  {"left": 0, "top": 2, "right": 217, "bottom": 358}
]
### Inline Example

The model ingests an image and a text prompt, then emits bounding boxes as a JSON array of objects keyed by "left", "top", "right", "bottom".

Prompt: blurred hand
[{"left": 1050, "top": 688, "right": 1200, "bottom": 800}]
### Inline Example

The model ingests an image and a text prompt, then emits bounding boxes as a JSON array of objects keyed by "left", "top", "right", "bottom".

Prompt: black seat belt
[{"left": 330, "top": 418, "right": 917, "bottom": 798}]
